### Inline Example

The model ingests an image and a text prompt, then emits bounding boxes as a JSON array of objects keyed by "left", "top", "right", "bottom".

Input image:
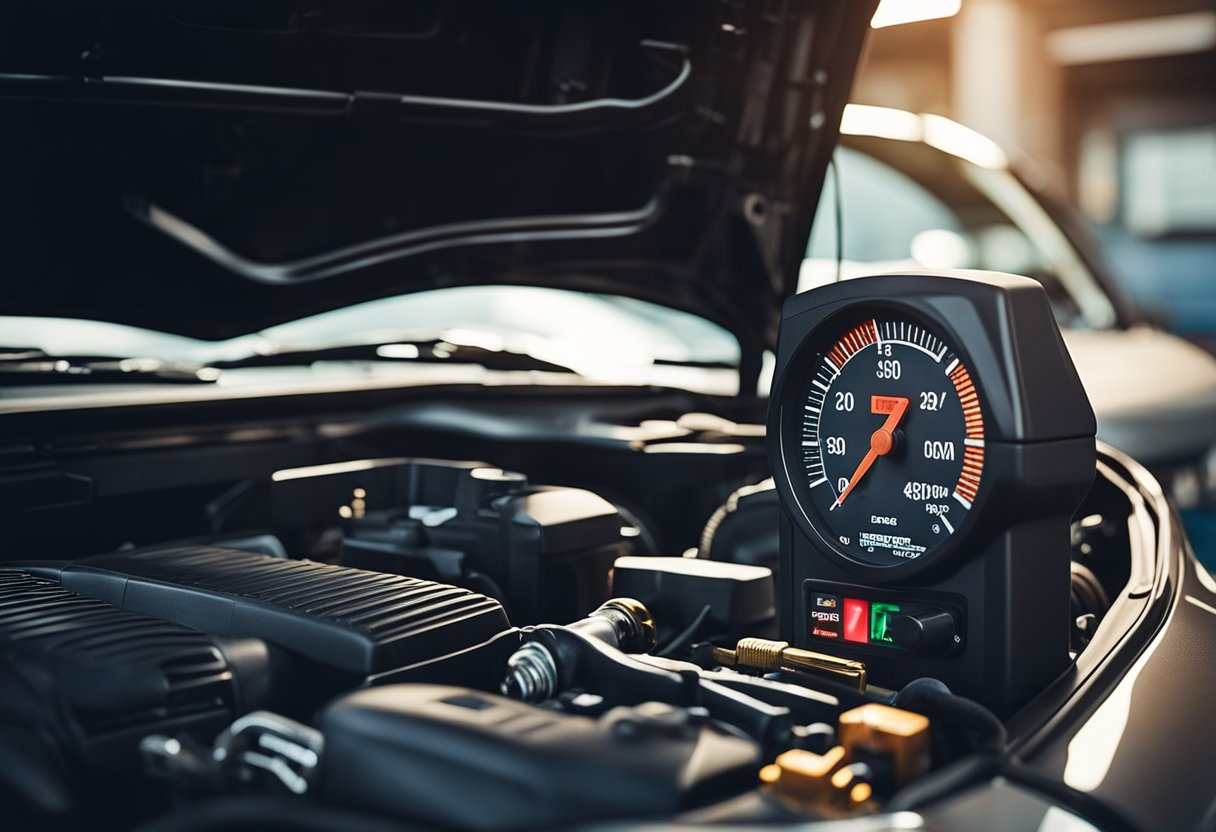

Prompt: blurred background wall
[{"left": 854, "top": 0, "right": 1216, "bottom": 344}]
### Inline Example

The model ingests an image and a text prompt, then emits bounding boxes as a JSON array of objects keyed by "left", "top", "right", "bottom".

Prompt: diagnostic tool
[{"left": 769, "top": 272, "right": 1095, "bottom": 706}]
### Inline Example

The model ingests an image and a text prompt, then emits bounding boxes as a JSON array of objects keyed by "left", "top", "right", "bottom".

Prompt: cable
[
  {"left": 698, "top": 501, "right": 731, "bottom": 559},
  {"left": 656, "top": 604, "right": 712, "bottom": 658}
]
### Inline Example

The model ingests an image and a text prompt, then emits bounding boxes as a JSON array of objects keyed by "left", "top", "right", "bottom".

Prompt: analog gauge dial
[{"left": 785, "top": 312, "right": 984, "bottom": 567}]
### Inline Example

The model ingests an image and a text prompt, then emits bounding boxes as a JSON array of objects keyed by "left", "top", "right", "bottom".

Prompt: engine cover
[
  {"left": 28, "top": 547, "right": 516, "bottom": 688},
  {"left": 0, "top": 569, "right": 255, "bottom": 821},
  {"left": 319, "top": 685, "right": 762, "bottom": 831}
]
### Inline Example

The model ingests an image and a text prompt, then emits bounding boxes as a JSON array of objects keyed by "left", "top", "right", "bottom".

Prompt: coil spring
[
  {"left": 502, "top": 641, "right": 558, "bottom": 702},
  {"left": 735, "top": 637, "right": 790, "bottom": 671}
]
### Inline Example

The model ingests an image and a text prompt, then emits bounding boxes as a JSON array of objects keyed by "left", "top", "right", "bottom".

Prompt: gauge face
[{"left": 785, "top": 311, "right": 984, "bottom": 568}]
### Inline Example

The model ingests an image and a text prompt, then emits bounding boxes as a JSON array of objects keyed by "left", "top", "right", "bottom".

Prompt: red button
[{"left": 843, "top": 598, "right": 869, "bottom": 643}]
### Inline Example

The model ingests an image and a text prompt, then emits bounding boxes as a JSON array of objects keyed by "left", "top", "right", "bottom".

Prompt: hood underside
[{"left": 0, "top": 0, "right": 875, "bottom": 368}]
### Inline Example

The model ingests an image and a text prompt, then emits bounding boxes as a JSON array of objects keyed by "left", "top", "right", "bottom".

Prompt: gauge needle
[{"left": 831, "top": 396, "right": 909, "bottom": 510}]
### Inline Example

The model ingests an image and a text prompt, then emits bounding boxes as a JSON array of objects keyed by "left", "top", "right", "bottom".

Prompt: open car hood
[{"left": 0, "top": 1, "right": 875, "bottom": 377}]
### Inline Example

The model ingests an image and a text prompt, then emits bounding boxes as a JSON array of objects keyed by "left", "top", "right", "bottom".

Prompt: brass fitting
[
  {"left": 759, "top": 701, "right": 930, "bottom": 816},
  {"left": 760, "top": 745, "right": 846, "bottom": 797},
  {"left": 596, "top": 597, "right": 657, "bottom": 652},
  {"left": 760, "top": 746, "right": 874, "bottom": 812},
  {"left": 712, "top": 637, "right": 867, "bottom": 691},
  {"left": 838, "top": 703, "right": 930, "bottom": 785}
]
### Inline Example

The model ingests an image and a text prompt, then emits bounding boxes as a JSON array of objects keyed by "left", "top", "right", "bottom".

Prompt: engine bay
[
  {"left": 0, "top": 446, "right": 1143, "bottom": 832},
  {"left": 0, "top": 273, "right": 1164, "bottom": 832}
]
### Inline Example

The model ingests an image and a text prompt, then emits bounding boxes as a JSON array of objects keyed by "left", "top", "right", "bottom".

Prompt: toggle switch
[{"left": 889, "top": 610, "right": 956, "bottom": 654}]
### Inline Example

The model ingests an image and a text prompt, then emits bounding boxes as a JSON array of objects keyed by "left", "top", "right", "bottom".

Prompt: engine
[
  {"left": 0, "top": 450, "right": 1138, "bottom": 832},
  {"left": 0, "top": 276, "right": 1147, "bottom": 832}
]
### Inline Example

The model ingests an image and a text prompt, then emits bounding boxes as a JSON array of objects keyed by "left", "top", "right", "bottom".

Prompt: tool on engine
[
  {"left": 503, "top": 597, "right": 657, "bottom": 701},
  {"left": 502, "top": 599, "right": 806, "bottom": 756},
  {"left": 711, "top": 637, "right": 868, "bottom": 692}
]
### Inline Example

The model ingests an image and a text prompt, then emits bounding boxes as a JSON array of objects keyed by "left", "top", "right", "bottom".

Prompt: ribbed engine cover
[
  {"left": 0, "top": 568, "right": 237, "bottom": 732},
  {"left": 36, "top": 547, "right": 513, "bottom": 678},
  {"left": 0, "top": 568, "right": 245, "bottom": 818}
]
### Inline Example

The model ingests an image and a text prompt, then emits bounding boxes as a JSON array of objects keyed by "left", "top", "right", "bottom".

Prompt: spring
[
  {"left": 734, "top": 637, "right": 790, "bottom": 671},
  {"left": 501, "top": 641, "right": 558, "bottom": 702}
]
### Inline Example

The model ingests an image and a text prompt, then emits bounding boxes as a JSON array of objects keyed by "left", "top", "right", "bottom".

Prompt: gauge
[
  {"left": 770, "top": 272, "right": 1097, "bottom": 705},
  {"left": 782, "top": 310, "right": 984, "bottom": 569}
]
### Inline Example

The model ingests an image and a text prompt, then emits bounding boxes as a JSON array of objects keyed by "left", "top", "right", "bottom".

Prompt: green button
[{"left": 871, "top": 602, "right": 901, "bottom": 644}]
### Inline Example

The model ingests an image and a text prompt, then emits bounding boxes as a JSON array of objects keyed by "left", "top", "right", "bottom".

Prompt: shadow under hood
[{"left": 0, "top": 0, "right": 876, "bottom": 385}]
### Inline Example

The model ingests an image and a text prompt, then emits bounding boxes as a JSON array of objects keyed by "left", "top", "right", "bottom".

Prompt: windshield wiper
[
  {"left": 0, "top": 336, "right": 583, "bottom": 386},
  {"left": 207, "top": 339, "right": 580, "bottom": 375},
  {"left": 0, "top": 349, "right": 218, "bottom": 385}
]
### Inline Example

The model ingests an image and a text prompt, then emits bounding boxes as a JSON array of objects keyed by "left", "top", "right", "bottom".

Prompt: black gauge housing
[{"left": 769, "top": 272, "right": 1096, "bottom": 707}]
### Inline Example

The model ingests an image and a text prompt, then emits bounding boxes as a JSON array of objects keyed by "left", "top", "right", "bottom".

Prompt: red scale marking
[
  {"left": 826, "top": 320, "right": 878, "bottom": 369},
  {"left": 949, "top": 364, "right": 985, "bottom": 503}
]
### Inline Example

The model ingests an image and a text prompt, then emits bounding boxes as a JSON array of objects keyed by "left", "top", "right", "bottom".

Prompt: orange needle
[{"left": 831, "top": 396, "right": 909, "bottom": 510}]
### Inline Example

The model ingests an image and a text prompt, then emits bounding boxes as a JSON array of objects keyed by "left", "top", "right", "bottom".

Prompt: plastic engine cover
[
  {"left": 27, "top": 547, "right": 515, "bottom": 687},
  {"left": 0, "top": 569, "right": 257, "bottom": 820},
  {"left": 319, "top": 684, "right": 762, "bottom": 832}
]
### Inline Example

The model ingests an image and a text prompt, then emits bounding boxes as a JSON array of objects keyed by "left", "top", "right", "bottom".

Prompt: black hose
[{"left": 893, "top": 678, "right": 1007, "bottom": 754}]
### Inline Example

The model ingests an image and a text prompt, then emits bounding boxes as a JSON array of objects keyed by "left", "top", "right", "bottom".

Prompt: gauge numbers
[{"left": 796, "top": 314, "right": 984, "bottom": 567}]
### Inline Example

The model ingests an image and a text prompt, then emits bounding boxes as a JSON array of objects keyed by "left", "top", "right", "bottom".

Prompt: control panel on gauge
[{"left": 769, "top": 272, "right": 1096, "bottom": 707}]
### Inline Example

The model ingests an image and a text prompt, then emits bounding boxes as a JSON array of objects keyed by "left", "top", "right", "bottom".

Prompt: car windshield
[
  {"left": 805, "top": 131, "right": 1119, "bottom": 330},
  {"left": 0, "top": 286, "right": 743, "bottom": 394}
]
